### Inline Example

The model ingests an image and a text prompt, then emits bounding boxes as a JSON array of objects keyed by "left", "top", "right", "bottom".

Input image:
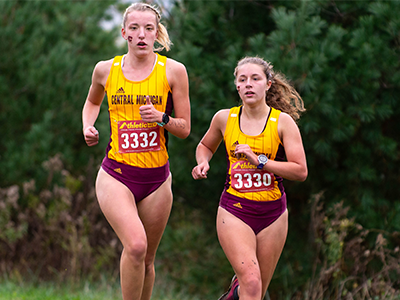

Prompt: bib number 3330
[
  {"left": 231, "top": 161, "right": 274, "bottom": 193},
  {"left": 117, "top": 120, "right": 160, "bottom": 153}
]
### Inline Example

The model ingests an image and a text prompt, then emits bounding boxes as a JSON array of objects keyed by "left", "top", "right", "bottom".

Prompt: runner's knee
[
  {"left": 125, "top": 239, "right": 147, "bottom": 264},
  {"left": 240, "top": 274, "right": 262, "bottom": 297}
]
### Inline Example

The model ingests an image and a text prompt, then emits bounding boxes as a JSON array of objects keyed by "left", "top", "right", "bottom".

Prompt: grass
[
  {"left": 0, "top": 277, "right": 202, "bottom": 300},
  {"left": 0, "top": 279, "right": 119, "bottom": 300}
]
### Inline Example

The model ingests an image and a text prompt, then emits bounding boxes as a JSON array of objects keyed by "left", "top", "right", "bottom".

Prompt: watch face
[
  {"left": 258, "top": 154, "right": 268, "bottom": 164},
  {"left": 162, "top": 114, "right": 170, "bottom": 124}
]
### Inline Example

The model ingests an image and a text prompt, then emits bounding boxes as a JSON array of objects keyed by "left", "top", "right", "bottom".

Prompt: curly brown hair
[{"left": 234, "top": 56, "right": 305, "bottom": 121}]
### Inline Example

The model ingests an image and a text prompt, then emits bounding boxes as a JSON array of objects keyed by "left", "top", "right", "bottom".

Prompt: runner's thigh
[{"left": 96, "top": 168, "right": 146, "bottom": 246}]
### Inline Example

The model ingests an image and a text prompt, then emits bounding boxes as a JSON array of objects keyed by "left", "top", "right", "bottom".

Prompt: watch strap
[{"left": 157, "top": 113, "right": 170, "bottom": 127}]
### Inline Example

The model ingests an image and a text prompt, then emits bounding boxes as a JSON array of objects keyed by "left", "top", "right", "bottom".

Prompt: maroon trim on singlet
[
  {"left": 164, "top": 91, "right": 173, "bottom": 150},
  {"left": 219, "top": 189, "right": 287, "bottom": 235},
  {"left": 165, "top": 91, "right": 173, "bottom": 115},
  {"left": 238, "top": 106, "right": 272, "bottom": 134},
  {"left": 101, "top": 156, "right": 170, "bottom": 202},
  {"left": 105, "top": 109, "right": 113, "bottom": 156},
  {"left": 274, "top": 144, "right": 285, "bottom": 195},
  {"left": 224, "top": 150, "right": 231, "bottom": 191}
]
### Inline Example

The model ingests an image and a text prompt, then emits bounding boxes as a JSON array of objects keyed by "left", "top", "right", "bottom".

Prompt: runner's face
[
  {"left": 122, "top": 10, "right": 158, "bottom": 54},
  {"left": 236, "top": 63, "right": 270, "bottom": 104}
]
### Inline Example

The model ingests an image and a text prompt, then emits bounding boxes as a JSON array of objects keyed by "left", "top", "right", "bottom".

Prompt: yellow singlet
[
  {"left": 224, "top": 106, "right": 286, "bottom": 201},
  {"left": 104, "top": 54, "right": 172, "bottom": 168}
]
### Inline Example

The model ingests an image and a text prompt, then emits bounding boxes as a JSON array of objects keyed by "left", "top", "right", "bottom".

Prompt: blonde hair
[
  {"left": 234, "top": 56, "right": 306, "bottom": 121},
  {"left": 122, "top": 3, "right": 172, "bottom": 52}
]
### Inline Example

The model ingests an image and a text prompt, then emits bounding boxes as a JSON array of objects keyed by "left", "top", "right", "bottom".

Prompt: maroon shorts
[
  {"left": 219, "top": 190, "right": 287, "bottom": 235},
  {"left": 101, "top": 156, "right": 170, "bottom": 203}
]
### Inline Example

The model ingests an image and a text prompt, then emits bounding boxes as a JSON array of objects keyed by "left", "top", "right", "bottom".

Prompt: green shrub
[
  {"left": 0, "top": 154, "right": 120, "bottom": 282},
  {"left": 296, "top": 192, "right": 400, "bottom": 300}
]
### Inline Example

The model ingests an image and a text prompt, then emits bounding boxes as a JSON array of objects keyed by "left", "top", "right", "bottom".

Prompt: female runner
[
  {"left": 192, "top": 56, "right": 306, "bottom": 300},
  {"left": 82, "top": 3, "right": 190, "bottom": 300}
]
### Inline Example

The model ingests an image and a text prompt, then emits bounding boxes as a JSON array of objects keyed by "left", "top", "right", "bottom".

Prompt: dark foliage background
[{"left": 0, "top": 0, "right": 399, "bottom": 299}]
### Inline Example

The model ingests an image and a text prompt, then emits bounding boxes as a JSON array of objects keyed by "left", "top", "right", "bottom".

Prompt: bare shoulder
[
  {"left": 89, "top": 58, "right": 114, "bottom": 88},
  {"left": 278, "top": 111, "right": 295, "bottom": 123},
  {"left": 166, "top": 57, "right": 187, "bottom": 72},
  {"left": 93, "top": 59, "right": 113, "bottom": 78},
  {"left": 278, "top": 112, "right": 301, "bottom": 139},
  {"left": 214, "top": 109, "right": 230, "bottom": 121},
  {"left": 166, "top": 58, "right": 188, "bottom": 85},
  {"left": 200, "top": 109, "right": 230, "bottom": 149},
  {"left": 212, "top": 109, "right": 230, "bottom": 131}
]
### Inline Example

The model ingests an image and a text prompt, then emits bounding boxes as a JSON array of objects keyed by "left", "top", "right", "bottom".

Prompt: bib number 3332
[{"left": 118, "top": 120, "right": 160, "bottom": 153}]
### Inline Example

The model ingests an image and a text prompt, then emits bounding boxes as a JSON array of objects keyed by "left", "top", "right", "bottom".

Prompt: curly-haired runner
[
  {"left": 192, "top": 56, "right": 307, "bottom": 300},
  {"left": 82, "top": 3, "right": 190, "bottom": 300}
]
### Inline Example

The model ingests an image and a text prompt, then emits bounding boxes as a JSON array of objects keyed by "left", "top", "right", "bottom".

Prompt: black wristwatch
[
  {"left": 257, "top": 154, "right": 268, "bottom": 169},
  {"left": 157, "top": 113, "right": 170, "bottom": 127}
]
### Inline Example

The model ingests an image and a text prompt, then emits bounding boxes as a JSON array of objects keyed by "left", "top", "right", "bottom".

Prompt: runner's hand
[
  {"left": 192, "top": 162, "right": 209, "bottom": 180},
  {"left": 84, "top": 126, "right": 99, "bottom": 146},
  {"left": 234, "top": 144, "right": 258, "bottom": 165},
  {"left": 139, "top": 96, "right": 163, "bottom": 123}
]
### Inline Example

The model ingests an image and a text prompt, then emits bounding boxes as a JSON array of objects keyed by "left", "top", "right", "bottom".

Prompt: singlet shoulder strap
[
  {"left": 105, "top": 56, "right": 123, "bottom": 91},
  {"left": 156, "top": 53, "right": 167, "bottom": 66},
  {"left": 269, "top": 107, "right": 281, "bottom": 121},
  {"left": 224, "top": 106, "right": 241, "bottom": 140}
]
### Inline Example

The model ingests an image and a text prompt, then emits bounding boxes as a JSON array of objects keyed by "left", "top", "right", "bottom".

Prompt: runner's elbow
[
  {"left": 297, "top": 168, "right": 308, "bottom": 182},
  {"left": 175, "top": 127, "right": 190, "bottom": 139}
]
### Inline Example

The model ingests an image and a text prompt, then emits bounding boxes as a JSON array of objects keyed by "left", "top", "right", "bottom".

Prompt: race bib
[
  {"left": 231, "top": 161, "right": 274, "bottom": 193},
  {"left": 117, "top": 120, "right": 160, "bottom": 153}
]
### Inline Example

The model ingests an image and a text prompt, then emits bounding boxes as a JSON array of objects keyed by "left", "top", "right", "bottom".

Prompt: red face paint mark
[{"left": 127, "top": 36, "right": 133, "bottom": 42}]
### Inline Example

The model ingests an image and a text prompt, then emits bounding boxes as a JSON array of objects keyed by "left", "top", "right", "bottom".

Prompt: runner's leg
[
  {"left": 137, "top": 174, "right": 173, "bottom": 300},
  {"left": 217, "top": 207, "right": 262, "bottom": 300},
  {"left": 256, "top": 210, "right": 288, "bottom": 297},
  {"left": 96, "top": 168, "right": 147, "bottom": 300}
]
